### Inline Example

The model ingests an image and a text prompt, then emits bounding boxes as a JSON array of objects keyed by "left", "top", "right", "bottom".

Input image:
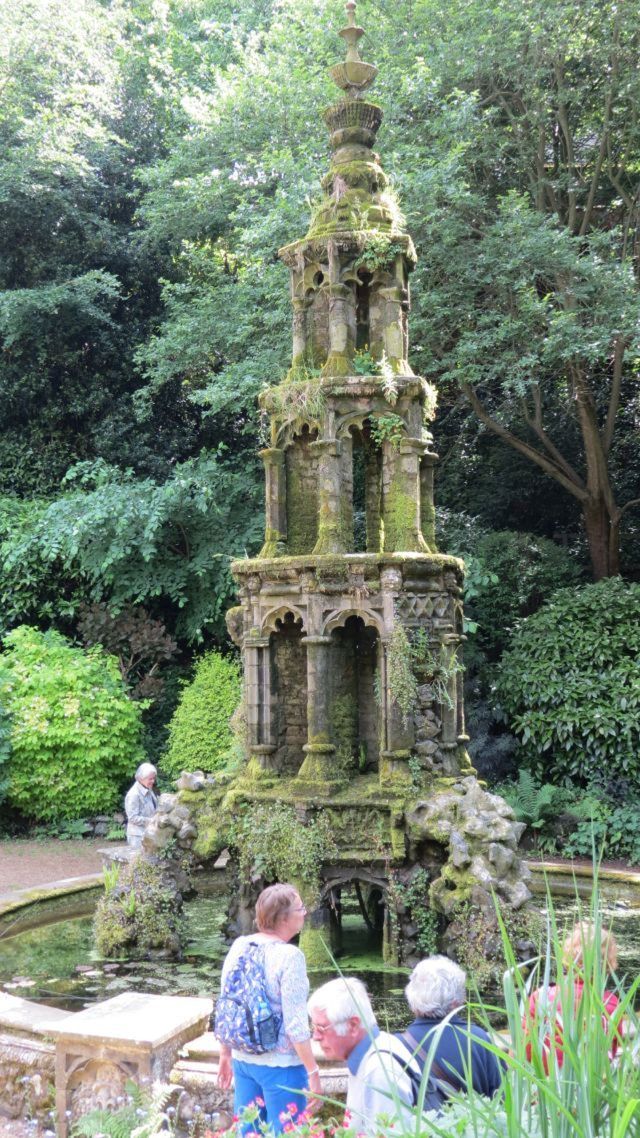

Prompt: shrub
[
  {"left": 0, "top": 626, "right": 145, "bottom": 821},
  {"left": 437, "top": 513, "right": 583, "bottom": 658},
  {"left": 496, "top": 578, "right": 640, "bottom": 785},
  {"left": 162, "top": 649, "right": 241, "bottom": 779},
  {"left": 495, "top": 769, "right": 566, "bottom": 831}
]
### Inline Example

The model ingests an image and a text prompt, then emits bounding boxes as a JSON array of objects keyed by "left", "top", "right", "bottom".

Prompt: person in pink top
[{"left": 523, "top": 921, "right": 622, "bottom": 1072}]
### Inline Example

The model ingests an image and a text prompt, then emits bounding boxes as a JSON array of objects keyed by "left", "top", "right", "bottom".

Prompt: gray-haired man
[{"left": 308, "top": 977, "right": 417, "bottom": 1134}]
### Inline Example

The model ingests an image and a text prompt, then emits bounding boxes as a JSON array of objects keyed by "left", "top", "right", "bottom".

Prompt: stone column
[
  {"left": 419, "top": 452, "right": 437, "bottom": 551},
  {"left": 246, "top": 636, "right": 277, "bottom": 775},
  {"left": 297, "top": 635, "right": 342, "bottom": 790},
  {"left": 324, "top": 282, "right": 353, "bottom": 376},
  {"left": 382, "top": 437, "right": 429, "bottom": 553},
  {"left": 292, "top": 296, "right": 311, "bottom": 367},
  {"left": 378, "top": 636, "right": 414, "bottom": 790},
  {"left": 311, "top": 439, "right": 346, "bottom": 554},
  {"left": 258, "top": 447, "right": 287, "bottom": 558},
  {"left": 377, "top": 285, "right": 407, "bottom": 372}
]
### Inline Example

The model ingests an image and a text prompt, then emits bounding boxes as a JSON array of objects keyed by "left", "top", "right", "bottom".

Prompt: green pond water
[{"left": 1, "top": 886, "right": 639, "bottom": 1024}]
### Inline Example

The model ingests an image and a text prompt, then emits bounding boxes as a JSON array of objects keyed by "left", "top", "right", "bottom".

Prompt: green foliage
[
  {"left": 0, "top": 626, "right": 144, "bottom": 822},
  {"left": 494, "top": 770, "right": 566, "bottom": 831},
  {"left": 353, "top": 349, "right": 377, "bottom": 376},
  {"left": 388, "top": 867, "right": 440, "bottom": 957},
  {"left": 0, "top": 454, "right": 262, "bottom": 643},
  {"left": 382, "top": 619, "right": 464, "bottom": 725},
  {"left": 496, "top": 578, "right": 640, "bottom": 785},
  {"left": 439, "top": 513, "right": 584, "bottom": 656},
  {"left": 411, "top": 630, "right": 463, "bottom": 711},
  {"left": 562, "top": 803, "right": 640, "bottom": 866},
  {"left": 370, "top": 414, "right": 405, "bottom": 451},
  {"left": 230, "top": 803, "right": 337, "bottom": 902},
  {"left": 93, "top": 858, "right": 182, "bottom": 957},
  {"left": 263, "top": 367, "right": 325, "bottom": 440},
  {"left": 382, "top": 619, "right": 417, "bottom": 727},
  {"left": 0, "top": 660, "right": 11, "bottom": 808},
  {"left": 354, "top": 236, "right": 406, "bottom": 274},
  {"left": 163, "top": 650, "right": 241, "bottom": 779},
  {"left": 71, "top": 1079, "right": 179, "bottom": 1138}
]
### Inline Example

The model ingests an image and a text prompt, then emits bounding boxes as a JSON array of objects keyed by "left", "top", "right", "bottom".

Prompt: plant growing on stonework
[
  {"left": 388, "top": 868, "right": 440, "bottom": 957},
  {"left": 354, "top": 235, "right": 405, "bottom": 273},
  {"left": 379, "top": 618, "right": 417, "bottom": 727},
  {"left": 377, "top": 352, "right": 399, "bottom": 404},
  {"left": 370, "top": 413, "right": 405, "bottom": 450},
  {"left": 353, "top": 347, "right": 377, "bottom": 375},
  {"left": 265, "top": 365, "right": 325, "bottom": 439},
  {"left": 231, "top": 803, "right": 337, "bottom": 902},
  {"left": 411, "top": 630, "right": 464, "bottom": 712},
  {"left": 381, "top": 619, "right": 463, "bottom": 726},
  {"left": 94, "top": 858, "right": 183, "bottom": 957},
  {"left": 423, "top": 381, "right": 438, "bottom": 425}
]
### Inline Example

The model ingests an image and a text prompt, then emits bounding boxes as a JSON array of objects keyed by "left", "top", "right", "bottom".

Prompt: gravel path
[{"left": 0, "top": 838, "right": 108, "bottom": 896}]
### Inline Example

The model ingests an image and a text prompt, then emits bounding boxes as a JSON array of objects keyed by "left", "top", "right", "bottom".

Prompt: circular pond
[{"left": 1, "top": 879, "right": 639, "bottom": 1021}]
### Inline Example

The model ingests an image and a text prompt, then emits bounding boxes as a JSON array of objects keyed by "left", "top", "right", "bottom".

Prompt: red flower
[{"left": 286, "top": 1103, "right": 299, "bottom": 1116}]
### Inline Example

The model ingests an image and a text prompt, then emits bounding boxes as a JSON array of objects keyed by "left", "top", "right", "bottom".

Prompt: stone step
[{"left": 175, "top": 1032, "right": 348, "bottom": 1099}]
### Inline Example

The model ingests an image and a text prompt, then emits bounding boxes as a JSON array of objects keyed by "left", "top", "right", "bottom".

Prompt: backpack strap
[
  {"left": 397, "top": 1030, "right": 462, "bottom": 1098},
  {"left": 376, "top": 1043, "right": 445, "bottom": 1113}
]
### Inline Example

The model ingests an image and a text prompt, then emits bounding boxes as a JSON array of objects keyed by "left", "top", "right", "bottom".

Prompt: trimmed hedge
[{"left": 162, "top": 649, "right": 241, "bottom": 779}]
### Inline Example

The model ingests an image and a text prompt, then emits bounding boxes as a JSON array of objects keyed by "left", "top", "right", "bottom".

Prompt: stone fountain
[{"left": 132, "top": 0, "right": 532, "bottom": 970}]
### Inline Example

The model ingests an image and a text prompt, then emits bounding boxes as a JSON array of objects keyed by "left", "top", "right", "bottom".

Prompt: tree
[
  {"left": 0, "top": 455, "right": 263, "bottom": 644},
  {"left": 387, "top": 0, "right": 640, "bottom": 579}
]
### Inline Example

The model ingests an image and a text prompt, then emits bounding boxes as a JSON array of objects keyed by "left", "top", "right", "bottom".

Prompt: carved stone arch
[
  {"left": 322, "top": 607, "right": 383, "bottom": 636},
  {"left": 302, "top": 261, "right": 328, "bottom": 295},
  {"left": 335, "top": 408, "right": 408, "bottom": 440},
  {"left": 370, "top": 266, "right": 396, "bottom": 289},
  {"left": 275, "top": 420, "right": 320, "bottom": 449},
  {"left": 320, "top": 865, "right": 388, "bottom": 902},
  {"left": 262, "top": 605, "right": 306, "bottom": 635}
]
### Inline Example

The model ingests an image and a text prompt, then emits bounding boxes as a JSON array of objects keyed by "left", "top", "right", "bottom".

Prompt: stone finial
[{"left": 330, "top": 0, "right": 377, "bottom": 97}]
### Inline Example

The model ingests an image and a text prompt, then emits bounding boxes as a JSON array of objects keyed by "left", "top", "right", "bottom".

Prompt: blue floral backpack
[{"left": 214, "top": 940, "right": 281, "bottom": 1054}]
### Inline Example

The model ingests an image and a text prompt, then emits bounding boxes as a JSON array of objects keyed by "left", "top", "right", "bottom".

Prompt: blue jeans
[{"left": 232, "top": 1058, "right": 308, "bottom": 1135}]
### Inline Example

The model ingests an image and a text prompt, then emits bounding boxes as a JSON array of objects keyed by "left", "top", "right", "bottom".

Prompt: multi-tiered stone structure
[
  {"left": 230, "top": 2, "right": 464, "bottom": 795},
  {"left": 134, "top": 1, "right": 531, "bottom": 968}
]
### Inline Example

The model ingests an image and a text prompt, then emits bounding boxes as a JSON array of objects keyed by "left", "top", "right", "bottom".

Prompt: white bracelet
[{"left": 308, "top": 1066, "right": 320, "bottom": 1077}]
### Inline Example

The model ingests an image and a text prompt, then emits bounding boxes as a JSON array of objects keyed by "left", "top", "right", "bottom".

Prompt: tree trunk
[{"left": 583, "top": 496, "right": 619, "bottom": 580}]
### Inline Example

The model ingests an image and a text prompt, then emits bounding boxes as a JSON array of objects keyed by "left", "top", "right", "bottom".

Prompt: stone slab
[
  {"left": 0, "top": 992, "right": 72, "bottom": 1035},
  {"left": 43, "top": 992, "right": 212, "bottom": 1048}
]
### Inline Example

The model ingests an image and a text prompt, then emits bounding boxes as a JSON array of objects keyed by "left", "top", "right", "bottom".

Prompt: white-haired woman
[
  {"left": 124, "top": 762, "right": 158, "bottom": 848},
  {"left": 402, "top": 955, "right": 503, "bottom": 1098}
]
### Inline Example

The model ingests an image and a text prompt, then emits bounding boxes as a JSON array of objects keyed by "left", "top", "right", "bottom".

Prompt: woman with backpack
[{"left": 215, "top": 883, "right": 321, "bottom": 1133}]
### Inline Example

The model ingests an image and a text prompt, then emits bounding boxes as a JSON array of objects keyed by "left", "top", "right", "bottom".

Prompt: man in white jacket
[{"left": 308, "top": 977, "right": 416, "bottom": 1134}]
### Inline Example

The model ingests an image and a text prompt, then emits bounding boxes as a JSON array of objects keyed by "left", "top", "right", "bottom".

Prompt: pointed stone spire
[{"left": 329, "top": 1, "right": 378, "bottom": 98}]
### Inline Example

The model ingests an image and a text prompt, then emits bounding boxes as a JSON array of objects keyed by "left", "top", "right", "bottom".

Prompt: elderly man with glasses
[{"left": 308, "top": 977, "right": 417, "bottom": 1134}]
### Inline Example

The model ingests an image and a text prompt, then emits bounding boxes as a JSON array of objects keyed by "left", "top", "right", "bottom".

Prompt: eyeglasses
[
  {"left": 292, "top": 904, "right": 307, "bottom": 914},
  {"left": 311, "top": 1021, "right": 335, "bottom": 1037}
]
